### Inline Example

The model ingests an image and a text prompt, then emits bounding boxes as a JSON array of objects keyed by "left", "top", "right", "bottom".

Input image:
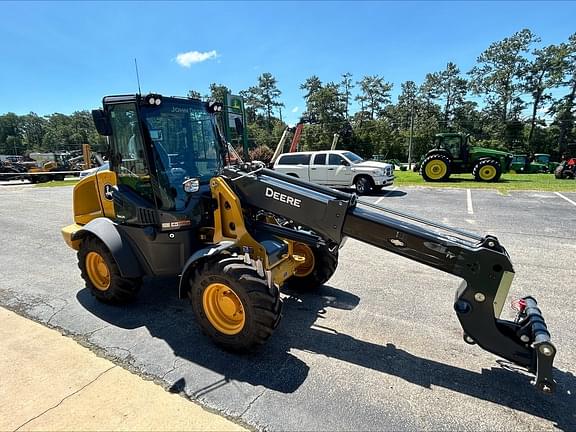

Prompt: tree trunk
[{"left": 528, "top": 91, "right": 542, "bottom": 150}]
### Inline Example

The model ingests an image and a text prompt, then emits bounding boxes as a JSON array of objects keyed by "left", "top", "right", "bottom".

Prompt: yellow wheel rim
[
  {"left": 424, "top": 160, "right": 448, "bottom": 180},
  {"left": 479, "top": 165, "right": 497, "bottom": 180},
  {"left": 203, "top": 283, "right": 245, "bottom": 335},
  {"left": 293, "top": 243, "right": 315, "bottom": 277},
  {"left": 86, "top": 252, "right": 110, "bottom": 291}
]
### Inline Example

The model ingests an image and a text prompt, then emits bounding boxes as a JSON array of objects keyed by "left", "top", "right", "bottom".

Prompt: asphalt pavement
[{"left": 0, "top": 183, "right": 575, "bottom": 431}]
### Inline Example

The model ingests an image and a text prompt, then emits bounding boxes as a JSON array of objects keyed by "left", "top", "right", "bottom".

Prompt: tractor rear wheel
[
  {"left": 188, "top": 256, "right": 282, "bottom": 352},
  {"left": 78, "top": 237, "right": 141, "bottom": 304},
  {"left": 420, "top": 154, "right": 451, "bottom": 182},
  {"left": 473, "top": 159, "right": 502, "bottom": 182},
  {"left": 284, "top": 243, "right": 338, "bottom": 292}
]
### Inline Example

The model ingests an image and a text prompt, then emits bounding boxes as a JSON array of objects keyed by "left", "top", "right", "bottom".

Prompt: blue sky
[{"left": 1, "top": 1, "right": 575, "bottom": 126}]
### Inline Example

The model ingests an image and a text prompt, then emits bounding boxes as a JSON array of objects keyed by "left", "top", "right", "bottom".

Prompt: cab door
[
  {"left": 326, "top": 153, "right": 352, "bottom": 186},
  {"left": 310, "top": 153, "right": 327, "bottom": 184}
]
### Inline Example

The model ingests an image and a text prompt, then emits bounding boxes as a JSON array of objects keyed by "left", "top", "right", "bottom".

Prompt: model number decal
[{"left": 265, "top": 187, "right": 301, "bottom": 208}]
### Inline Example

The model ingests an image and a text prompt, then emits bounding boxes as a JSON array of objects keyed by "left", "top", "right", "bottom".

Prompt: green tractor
[
  {"left": 420, "top": 132, "right": 513, "bottom": 182},
  {"left": 510, "top": 154, "right": 548, "bottom": 173},
  {"left": 510, "top": 153, "right": 558, "bottom": 174},
  {"left": 534, "top": 154, "right": 560, "bottom": 173}
]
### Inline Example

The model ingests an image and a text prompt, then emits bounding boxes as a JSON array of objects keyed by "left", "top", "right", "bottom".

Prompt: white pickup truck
[{"left": 272, "top": 150, "right": 394, "bottom": 195}]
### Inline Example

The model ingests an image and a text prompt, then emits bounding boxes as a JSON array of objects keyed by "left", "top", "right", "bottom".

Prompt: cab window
[
  {"left": 278, "top": 154, "right": 311, "bottom": 165},
  {"left": 328, "top": 154, "right": 345, "bottom": 165},
  {"left": 313, "top": 153, "right": 326, "bottom": 165},
  {"left": 108, "top": 103, "right": 154, "bottom": 204}
]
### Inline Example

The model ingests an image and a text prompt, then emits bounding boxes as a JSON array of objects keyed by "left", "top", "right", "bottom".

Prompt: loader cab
[{"left": 92, "top": 94, "right": 225, "bottom": 227}]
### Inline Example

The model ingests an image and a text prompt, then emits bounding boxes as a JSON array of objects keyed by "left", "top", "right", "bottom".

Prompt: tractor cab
[
  {"left": 90, "top": 94, "right": 225, "bottom": 228},
  {"left": 433, "top": 132, "right": 469, "bottom": 162}
]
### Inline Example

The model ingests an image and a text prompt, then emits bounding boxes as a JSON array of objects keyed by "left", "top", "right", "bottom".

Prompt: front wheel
[
  {"left": 78, "top": 237, "right": 141, "bottom": 304},
  {"left": 354, "top": 176, "right": 374, "bottom": 195},
  {"left": 188, "top": 256, "right": 282, "bottom": 352},
  {"left": 473, "top": 159, "right": 502, "bottom": 182},
  {"left": 283, "top": 243, "right": 338, "bottom": 292}
]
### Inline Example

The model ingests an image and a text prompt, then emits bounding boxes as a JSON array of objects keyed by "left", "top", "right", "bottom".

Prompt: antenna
[{"left": 134, "top": 58, "right": 142, "bottom": 94}]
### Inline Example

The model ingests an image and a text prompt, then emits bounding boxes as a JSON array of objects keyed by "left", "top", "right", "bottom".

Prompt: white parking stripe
[
  {"left": 467, "top": 189, "right": 474, "bottom": 215},
  {"left": 555, "top": 192, "right": 576, "bottom": 207},
  {"left": 375, "top": 186, "right": 397, "bottom": 204}
]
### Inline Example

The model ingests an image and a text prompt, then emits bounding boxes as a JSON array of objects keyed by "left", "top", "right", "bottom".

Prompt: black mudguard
[
  {"left": 177, "top": 241, "right": 236, "bottom": 298},
  {"left": 73, "top": 218, "right": 145, "bottom": 279}
]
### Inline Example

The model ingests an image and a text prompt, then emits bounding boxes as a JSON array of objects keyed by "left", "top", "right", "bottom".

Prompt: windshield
[
  {"left": 535, "top": 154, "right": 549, "bottom": 164},
  {"left": 342, "top": 151, "right": 363, "bottom": 164},
  {"left": 139, "top": 98, "right": 222, "bottom": 211},
  {"left": 140, "top": 99, "right": 221, "bottom": 180}
]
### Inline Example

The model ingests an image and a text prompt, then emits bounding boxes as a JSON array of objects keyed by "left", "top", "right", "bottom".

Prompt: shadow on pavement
[{"left": 77, "top": 280, "right": 575, "bottom": 430}]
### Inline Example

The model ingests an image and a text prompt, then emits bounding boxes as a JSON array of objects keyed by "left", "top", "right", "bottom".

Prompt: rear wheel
[
  {"left": 563, "top": 170, "right": 575, "bottom": 179},
  {"left": 420, "top": 154, "right": 451, "bottom": 182},
  {"left": 284, "top": 243, "right": 338, "bottom": 292},
  {"left": 78, "top": 237, "right": 141, "bottom": 304},
  {"left": 188, "top": 256, "right": 282, "bottom": 351},
  {"left": 473, "top": 159, "right": 502, "bottom": 182}
]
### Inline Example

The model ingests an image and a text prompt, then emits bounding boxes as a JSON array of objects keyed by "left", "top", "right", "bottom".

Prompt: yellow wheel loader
[{"left": 62, "top": 94, "right": 556, "bottom": 393}]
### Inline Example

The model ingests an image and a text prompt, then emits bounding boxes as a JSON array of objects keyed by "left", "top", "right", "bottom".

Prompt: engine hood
[{"left": 353, "top": 161, "right": 393, "bottom": 169}]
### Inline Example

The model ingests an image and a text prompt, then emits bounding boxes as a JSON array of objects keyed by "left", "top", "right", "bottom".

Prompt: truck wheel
[
  {"left": 284, "top": 243, "right": 338, "bottom": 292},
  {"left": 354, "top": 176, "right": 373, "bottom": 195},
  {"left": 420, "top": 155, "right": 451, "bottom": 182},
  {"left": 78, "top": 237, "right": 141, "bottom": 304},
  {"left": 473, "top": 159, "right": 501, "bottom": 182},
  {"left": 188, "top": 256, "right": 282, "bottom": 352}
]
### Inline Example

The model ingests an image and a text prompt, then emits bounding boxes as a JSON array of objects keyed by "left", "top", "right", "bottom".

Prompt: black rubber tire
[
  {"left": 554, "top": 165, "right": 564, "bottom": 179},
  {"left": 54, "top": 174, "right": 65, "bottom": 181},
  {"left": 188, "top": 256, "right": 282, "bottom": 352},
  {"left": 284, "top": 245, "right": 338, "bottom": 292},
  {"left": 420, "top": 154, "right": 451, "bottom": 182},
  {"left": 472, "top": 159, "right": 502, "bottom": 182},
  {"left": 78, "top": 236, "right": 141, "bottom": 304},
  {"left": 354, "top": 175, "right": 374, "bottom": 195},
  {"left": 563, "top": 170, "right": 575, "bottom": 179}
]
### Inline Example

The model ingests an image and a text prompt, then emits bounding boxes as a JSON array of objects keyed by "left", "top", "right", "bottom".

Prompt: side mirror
[
  {"left": 92, "top": 109, "right": 113, "bottom": 136},
  {"left": 234, "top": 117, "right": 245, "bottom": 137},
  {"left": 340, "top": 160, "right": 349, "bottom": 166}
]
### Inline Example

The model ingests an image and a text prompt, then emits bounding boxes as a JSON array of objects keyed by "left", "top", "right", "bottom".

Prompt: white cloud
[
  {"left": 291, "top": 106, "right": 299, "bottom": 113},
  {"left": 175, "top": 50, "right": 218, "bottom": 68}
]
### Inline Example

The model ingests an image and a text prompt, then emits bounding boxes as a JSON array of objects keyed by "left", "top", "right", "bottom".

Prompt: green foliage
[{"left": 0, "top": 110, "right": 105, "bottom": 155}]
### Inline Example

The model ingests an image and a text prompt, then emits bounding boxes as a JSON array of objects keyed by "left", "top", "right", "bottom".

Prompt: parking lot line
[
  {"left": 555, "top": 191, "right": 576, "bottom": 207},
  {"left": 375, "top": 187, "right": 397, "bottom": 204},
  {"left": 467, "top": 189, "right": 474, "bottom": 215}
]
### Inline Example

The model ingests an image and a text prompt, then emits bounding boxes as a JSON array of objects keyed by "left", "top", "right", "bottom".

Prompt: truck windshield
[
  {"left": 139, "top": 99, "right": 223, "bottom": 210},
  {"left": 342, "top": 152, "right": 363, "bottom": 164}
]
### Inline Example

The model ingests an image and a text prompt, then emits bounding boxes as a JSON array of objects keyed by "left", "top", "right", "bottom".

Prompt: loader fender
[
  {"left": 178, "top": 241, "right": 236, "bottom": 298},
  {"left": 73, "top": 218, "right": 144, "bottom": 279}
]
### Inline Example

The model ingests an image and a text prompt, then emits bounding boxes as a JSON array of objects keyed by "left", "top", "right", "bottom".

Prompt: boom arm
[{"left": 222, "top": 164, "right": 556, "bottom": 393}]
